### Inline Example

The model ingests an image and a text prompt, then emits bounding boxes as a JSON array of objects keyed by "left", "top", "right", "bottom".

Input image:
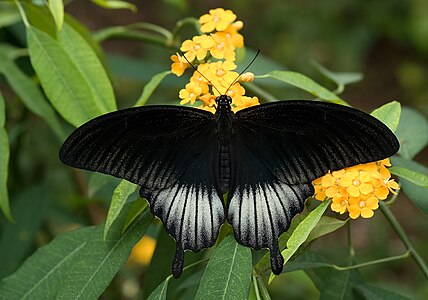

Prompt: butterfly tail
[
  {"left": 270, "top": 242, "right": 284, "bottom": 275},
  {"left": 172, "top": 245, "right": 185, "bottom": 278}
]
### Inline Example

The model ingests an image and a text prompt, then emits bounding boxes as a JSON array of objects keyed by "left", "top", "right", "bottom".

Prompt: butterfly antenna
[
  {"left": 224, "top": 49, "right": 260, "bottom": 95},
  {"left": 181, "top": 54, "right": 223, "bottom": 96}
]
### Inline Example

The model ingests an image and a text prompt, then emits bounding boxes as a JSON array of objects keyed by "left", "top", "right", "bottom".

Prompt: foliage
[{"left": 0, "top": 1, "right": 427, "bottom": 299}]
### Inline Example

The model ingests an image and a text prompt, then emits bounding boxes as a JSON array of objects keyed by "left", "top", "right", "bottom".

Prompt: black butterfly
[{"left": 60, "top": 97, "right": 399, "bottom": 278}]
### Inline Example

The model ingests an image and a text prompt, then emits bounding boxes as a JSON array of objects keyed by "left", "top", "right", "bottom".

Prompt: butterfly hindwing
[
  {"left": 60, "top": 106, "right": 225, "bottom": 278},
  {"left": 228, "top": 127, "right": 314, "bottom": 273},
  {"left": 228, "top": 100, "right": 399, "bottom": 274},
  {"left": 139, "top": 125, "right": 225, "bottom": 278}
]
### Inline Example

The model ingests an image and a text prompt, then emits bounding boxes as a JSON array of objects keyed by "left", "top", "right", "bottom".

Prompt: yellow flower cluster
[
  {"left": 312, "top": 159, "right": 399, "bottom": 219},
  {"left": 171, "top": 8, "right": 259, "bottom": 113}
]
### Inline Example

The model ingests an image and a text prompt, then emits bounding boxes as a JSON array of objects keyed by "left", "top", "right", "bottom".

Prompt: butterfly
[{"left": 59, "top": 96, "right": 399, "bottom": 278}]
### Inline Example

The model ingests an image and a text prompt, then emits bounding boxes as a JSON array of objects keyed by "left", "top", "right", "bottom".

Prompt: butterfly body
[
  {"left": 60, "top": 99, "right": 399, "bottom": 278},
  {"left": 215, "top": 95, "right": 234, "bottom": 194}
]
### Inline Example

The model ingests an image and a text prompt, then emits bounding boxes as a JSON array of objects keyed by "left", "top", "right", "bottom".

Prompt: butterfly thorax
[{"left": 215, "top": 95, "right": 233, "bottom": 194}]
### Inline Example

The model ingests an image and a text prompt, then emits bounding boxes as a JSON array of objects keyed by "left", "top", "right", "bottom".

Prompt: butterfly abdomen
[
  {"left": 219, "top": 144, "right": 231, "bottom": 194},
  {"left": 215, "top": 107, "right": 234, "bottom": 194}
]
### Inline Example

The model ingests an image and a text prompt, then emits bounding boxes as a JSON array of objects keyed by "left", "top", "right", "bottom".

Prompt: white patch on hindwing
[
  {"left": 148, "top": 182, "right": 224, "bottom": 251},
  {"left": 228, "top": 181, "right": 305, "bottom": 248}
]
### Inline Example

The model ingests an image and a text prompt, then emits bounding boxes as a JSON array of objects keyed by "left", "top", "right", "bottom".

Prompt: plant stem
[
  {"left": 93, "top": 27, "right": 179, "bottom": 51},
  {"left": 347, "top": 221, "right": 355, "bottom": 258},
  {"left": 332, "top": 251, "right": 410, "bottom": 271},
  {"left": 380, "top": 201, "right": 428, "bottom": 280},
  {"left": 252, "top": 275, "right": 262, "bottom": 300},
  {"left": 14, "top": 0, "right": 29, "bottom": 27}
]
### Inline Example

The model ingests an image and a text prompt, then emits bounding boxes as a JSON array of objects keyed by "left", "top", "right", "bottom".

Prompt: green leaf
[
  {"left": 57, "top": 23, "right": 117, "bottom": 113},
  {"left": 90, "top": 0, "right": 137, "bottom": 12},
  {"left": 56, "top": 210, "right": 153, "bottom": 299},
  {"left": 25, "top": 3, "right": 56, "bottom": 38},
  {"left": 395, "top": 107, "right": 428, "bottom": 159},
  {"left": 284, "top": 251, "right": 333, "bottom": 273},
  {"left": 48, "top": 0, "right": 64, "bottom": 31},
  {"left": 64, "top": 14, "right": 111, "bottom": 75},
  {"left": 0, "top": 91, "right": 12, "bottom": 221},
  {"left": 319, "top": 268, "right": 364, "bottom": 300},
  {"left": 311, "top": 60, "right": 363, "bottom": 94},
  {"left": 0, "top": 186, "right": 49, "bottom": 279},
  {"left": 355, "top": 284, "right": 412, "bottom": 300},
  {"left": 0, "top": 91, "right": 5, "bottom": 131},
  {"left": 122, "top": 198, "right": 148, "bottom": 233},
  {"left": 256, "top": 71, "right": 347, "bottom": 105},
  {"left": 0, "top": 45, "right": 65, "bottom": 139},
  {"left": 0, "top": 204, "right": 153, "bottom": 299},
  {"left": 389, "top": 166, "right": 428, "bottom": 187},
  {"left": 370, "top": 101, "right": 401, "bottom": 133},
  {"left": 390, "top": 156, "right": 428, "bottom": 214},
  {"left": 195, "top": 235, "right": 252, "bottom": 300},
  {"left": 147, "top": 278, "right": 171, "bottom": 300},
  {"left": 306, "top": 216, "right": 347, "bottom": 244},
  {"left": 27, "top": 26, "right": 105, "bottom": 127},
  {"left": 134, "top": 70, "right": 172, "bottom": 107},
  {"left": 104, "top": 180, "right": 138, "bottom": 239},
  {"left": 305, "top": 266, "right": 333, "bottom": 291},
  {"left": 269, "top": 201, "right": 329, "bottom": 283}
]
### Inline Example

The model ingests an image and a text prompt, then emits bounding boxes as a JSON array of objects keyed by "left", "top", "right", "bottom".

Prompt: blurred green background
[{"left": 1, "top": 0, "right": 428, "bottom": 299}]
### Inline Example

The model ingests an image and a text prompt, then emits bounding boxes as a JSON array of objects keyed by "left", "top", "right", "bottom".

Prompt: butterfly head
[{"left": 216, "top": 95, "right": 232, "bottom": 110}]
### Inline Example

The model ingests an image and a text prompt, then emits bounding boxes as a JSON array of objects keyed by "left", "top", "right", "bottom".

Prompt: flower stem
[{"left": 379, "top": 201, "right": 428, "bottom": 280}]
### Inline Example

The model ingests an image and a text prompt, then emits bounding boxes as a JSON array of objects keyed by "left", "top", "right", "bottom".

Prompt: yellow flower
[
  {"left": 223, "top": 23, "right": 244, "bottom": 48},
  {"left": 209, "top": 61, "right": 239, "bottom": 93},
  {"left": 312, "top": 160, "right": 399, "bottom": 219},
  {"left": 331, "top": 196, "right": 348, "bottom": 214},
  {"left": 210, "top": 32, "right": 236, "bottom": 61},
  {"left": 171, "top": 53, "right": 189, "bottom": 76},
  {"left": 175, "top": 9, "right": 258, "bottom": 114},
  {"left": 348, "top": 195, "right": 379, "bottom": 219},
  {"left": 199, "top": 93, "right": 216, "bottom": 107},
  {"left": 199, "top": 8, "right": 237, "bottom": 33},
  {"left": 179, "top": 82, "right": 202, "bottom": 105},
  {"left": 190, "top": 69, "right": 210, "bottom": 95},
  {"left": 128, "top": 236, "right": 157, "bottom": 265},
  {"left": 232, "top": 96, "right": 260, "bottom": 112},
  {"left": 225, "top": 82, "right": 245, "bottom": 99},
  {"left": 181, "top": 35, "right": 215, "bottom": 62}
]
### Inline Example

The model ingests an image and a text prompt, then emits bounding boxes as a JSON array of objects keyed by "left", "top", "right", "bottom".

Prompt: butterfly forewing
[
  {"left": 60, "top": 106, "right": 225, "bottom": 278},
  {"left": 233, "top": 101, "right": 399, "bottom": 184}
]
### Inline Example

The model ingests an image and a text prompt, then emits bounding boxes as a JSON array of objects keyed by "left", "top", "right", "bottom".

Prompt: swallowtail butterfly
[{"left": 60, "top": 97, "right": 399, "bottom": 278}]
